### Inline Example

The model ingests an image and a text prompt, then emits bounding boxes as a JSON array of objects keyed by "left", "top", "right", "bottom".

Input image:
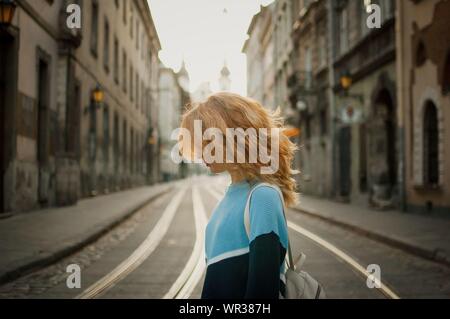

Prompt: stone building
[
  {"left": 242, "top": 3, "right": 275, "bottom": 109},
  {"left": 288, "top": 0, "right": 332, "bottom": 197},
  {"left": 331, "top": 0, "right": 398, "bottom": 208},
  {"left": 158, "top": 64, "right": 190, "bottom": 182},
  {"left": 0, "top": 0, "right": 161, "bottom": 214},
  {"left": 397, "top": 0, "right": 450, "bottom": 214},
  {"left": 273, "top": 0, "right": 294, "bottom": 111}
]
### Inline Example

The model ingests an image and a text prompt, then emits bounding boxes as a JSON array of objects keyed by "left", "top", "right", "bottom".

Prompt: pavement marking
[
  {"left": 286, "top": 221, "right": 400, "bottom": 299},
  {"left": 76, "top": 185, "right": 188, "bottom": 299},
  {"left": 204, "top": 184, "right": 400, "bottom": 299},
  {"left": 164, "top": 183, "right": 208, "bottom": 299}
]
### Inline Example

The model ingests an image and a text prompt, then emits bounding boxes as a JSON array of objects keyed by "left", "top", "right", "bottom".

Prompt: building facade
[
  {"left": 273, "top": 0, "right": 294, "bottom": 110},
  {"left": 331, "top": 0, "right": 398, "bottom": 208},
  {"left": 288, "top": 0, "right": 332, "bottom": 196},
  {"left": 158, "top": 64, "right": 190, "bottom": 182},
  {"left": 397, "top": 0, "right": 450, "bottom": 214},
  {"left": 0, "top": 0, "right": 161, "bottom": 214},
  {"left": 241, "top": 0, "right": 448, "bottom": 214},
  {"left": 242, "top": 3, "right": 275, "bottom": 109}
]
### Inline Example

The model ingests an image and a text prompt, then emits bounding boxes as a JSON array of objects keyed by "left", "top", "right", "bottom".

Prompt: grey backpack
[{"left": 244, "top": 183, "right": 326, "bottom": 299}]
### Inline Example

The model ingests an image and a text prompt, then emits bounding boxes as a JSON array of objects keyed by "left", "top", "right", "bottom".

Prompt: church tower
[
  {"left": 177, "top": 60, "right": 190, "bottom": 92},
  {"left": 219, "top": 61, "right": 231, "bottom": 92}
]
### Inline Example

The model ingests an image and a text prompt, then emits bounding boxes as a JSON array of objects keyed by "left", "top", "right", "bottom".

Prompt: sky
[{"left": 148, "top": 0, "right": 274, "bottom": 95}]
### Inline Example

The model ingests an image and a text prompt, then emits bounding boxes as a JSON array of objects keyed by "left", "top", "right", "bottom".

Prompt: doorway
[
  {"left": 0, "top": 31, "right": 19, "bottom": 213},
  {"left": 369, "top": 89, "right": 397, "bottom": 206},
  {"left": 37, "top": 50, "right": 51, "bottom": 205},
  {"left": 338, "top": 126, "right": 351, "bottom": 199}
]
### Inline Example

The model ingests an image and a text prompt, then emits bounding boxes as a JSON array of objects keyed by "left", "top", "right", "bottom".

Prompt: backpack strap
[{"left": 244, "top": 183, "right": 296, "bottom": 270}]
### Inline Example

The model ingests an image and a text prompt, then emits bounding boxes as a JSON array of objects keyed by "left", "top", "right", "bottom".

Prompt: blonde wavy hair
[{"left": 180, "top": 92, "right": 299, "bottom": 207}]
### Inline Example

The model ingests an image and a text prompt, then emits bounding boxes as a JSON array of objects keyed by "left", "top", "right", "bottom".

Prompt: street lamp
[
  {"left": 340, "top": 73, "right": 353, "bottom": 91},
  {"left": 339, "top": 71, "right": 364, "bottom": 103},
  {"left": 92, "top": 85, "right": 104, "bottom": 105},
  {"left": 0, "top": 0, "right": 15, "bottom": 25},
  {"left": 0, "top": 0, "right": 16, "bottom": 26},
  {"left": 84, "top": 85, "right": 104, "bottom": 115}
]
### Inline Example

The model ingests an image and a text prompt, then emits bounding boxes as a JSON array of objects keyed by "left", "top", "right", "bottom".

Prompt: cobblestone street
[{"left": 1, "top": 176, "right": 449, "bottom": 299}]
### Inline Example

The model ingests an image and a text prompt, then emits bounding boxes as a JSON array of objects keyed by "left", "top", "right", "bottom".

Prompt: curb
[
  {"left": 292, "top": 206, "right": 450, "bottom": 269},
  {"left": 0, "top": 185, "right": 173, "bottom": 286}
]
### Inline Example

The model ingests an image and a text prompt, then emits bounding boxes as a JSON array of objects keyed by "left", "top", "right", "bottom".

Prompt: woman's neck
[{"left": 229, "top": 170, "right": 246, "bottom": 184}]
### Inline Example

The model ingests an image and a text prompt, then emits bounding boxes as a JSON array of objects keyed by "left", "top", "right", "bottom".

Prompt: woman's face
[
  {"left": 201, "top": 139, "right": 230, "bottom": 174},
  {"left": 203, "top": 161, "right": 228, "bottom": 174},
  {"left": 183, "top": 128, "right": 238, "bottom": 175}
]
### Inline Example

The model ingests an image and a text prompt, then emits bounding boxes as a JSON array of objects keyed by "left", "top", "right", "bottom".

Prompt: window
[
  {"left": 416, "top": 41, "right": 427, "bottom": 67},
  {"left": 130, "top": 66, "right": 134, "bottom": 102},
  {"left": 304, "top": 47, "right": 312, "bottom": 89},
  {"left": 122, "top": 51, "right": 127, "bottom": 93},
  {"left": 360, "top": 0, "right": 369, "bottom": 37},
  {"left": 135, "top": 131, "right": 138, "bottom": 174},
  {"left": 136, "top": 20, "right": 139, "bottom": 49},
  {"left": 136, "top": 74, "right": 139, "bottom": 109},
  {"left": 123, "top": 0, "right": 127, "bottom": 24},
  {"left": 113, "top": 113, "right": 119, "bottom": 171},
  {"left": 381, "top": 0, "right": 395, "bottom": 21},
  {"left": 130, "top": 3, "right": 134, "bottom": 38},
  {"left": 103, "top": 18, "right": 110, "bottom": 73},
  {"left": 141, "top": 81, "right": 144, "bottom": 113},
  {"left": 138, "top": 133, "right": 141, "bottom": 174},
  {"left": 114, "top": 37, "right": 119, "bottom": 84},
  {"left": 423, "top": 101, "right": 439, "bottom": 186},
  {"left": 90, "top": 1, "right": 99, "bottom": 57},
  {"left": 141, "top": 133, "right": 145, "bottom": 174},
  {"left": 130, "top": 128, "right": 134, "bottom": 173},
  {"left": 359, "top": 123, "right": 368, "bottom": 192},
  {"left": 103, "top": 105, "right": 110, "bottom": 164},
  {"left": 123, "top": 120, "right": 127, "bottom": 172},
  {"left": 304, "top": 115, "right": 311, "bottom": 140},
  {"left": 338, "top": 6, "right": 349, "bottom": 55},
  {"left": 320, "top": 109, "right": 327, "bottom": 136},
  {"left": 318, "top": 34, "right": 327, "bottom": 68},
  {"left": 443, "top": 50, "right": 450, "bottom": 95},
  {"left": 89, "top": 91, "right": 97, "bottom": 161},
  {"left": 67, "top": 80, "right": 81, "bottom": 158}
]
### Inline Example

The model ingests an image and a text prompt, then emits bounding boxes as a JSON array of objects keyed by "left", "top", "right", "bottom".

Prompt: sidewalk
[
  {"left": 294, "top": 195, "right": 450, "bottom": 267},
  {"left": 0, "top": 182, "right": 173, "bottom": 285}
]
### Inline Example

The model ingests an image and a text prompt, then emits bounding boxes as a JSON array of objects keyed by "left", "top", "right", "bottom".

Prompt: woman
[{"left": 179, "top": 92, "right": 298, "bottom": 299}]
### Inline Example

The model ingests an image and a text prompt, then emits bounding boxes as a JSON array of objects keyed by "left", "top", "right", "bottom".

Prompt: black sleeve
[{"left": 244, "top": 232, "right": 281, "bottom": 299}]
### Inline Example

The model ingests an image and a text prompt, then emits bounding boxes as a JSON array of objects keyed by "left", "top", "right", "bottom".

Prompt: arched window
[
  {"left": 443, "top": 50, "right": 450, "bottom": 95},
  {"left": 423, "top": 101, "right": 439, "bottom": 186},
  {"left": 416, "top": 41, "right": 427, "bottom": 67}
]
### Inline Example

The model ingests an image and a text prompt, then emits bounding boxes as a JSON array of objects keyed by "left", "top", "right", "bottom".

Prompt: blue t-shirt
[{"left": 202, "top": 180, "right": 288, "bottom": 299}]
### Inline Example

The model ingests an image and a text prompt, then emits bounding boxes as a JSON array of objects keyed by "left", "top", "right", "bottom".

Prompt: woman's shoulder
[
  {"left": 250, "top": 184, "right": 284, "bottom": 210},
  {"left": 252, "top": 183, "right": 282, "bottom": 199}
]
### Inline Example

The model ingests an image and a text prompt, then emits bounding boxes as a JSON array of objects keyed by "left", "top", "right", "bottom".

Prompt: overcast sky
[{"left": 148, "top": 0, "right": 274, "bottom": 95}]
